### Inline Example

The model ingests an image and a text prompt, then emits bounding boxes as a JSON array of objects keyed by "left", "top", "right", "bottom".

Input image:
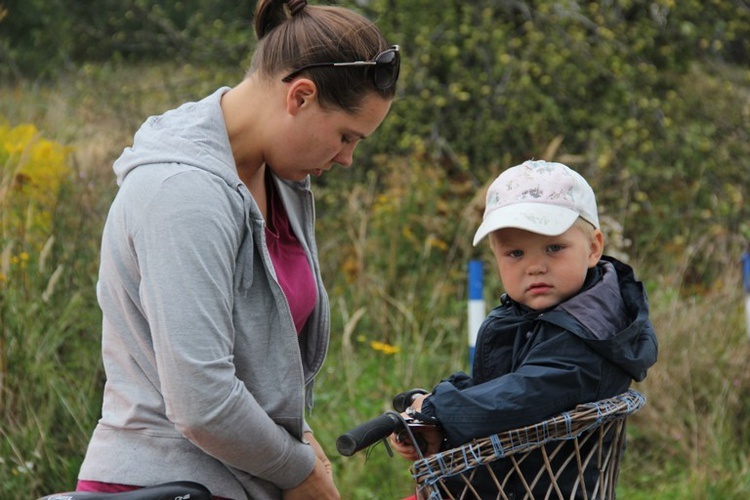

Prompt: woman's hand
[{"left": 282, "top": 432, "right": 340, "bottom": 500}]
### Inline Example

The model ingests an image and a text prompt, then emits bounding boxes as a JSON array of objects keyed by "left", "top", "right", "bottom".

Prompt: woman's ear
[
  {"left": 285, "top": 78, "right": 317, "bottom": 115},
  {"left": 588, "top": 229, "right": 605, "bottom": 267}
]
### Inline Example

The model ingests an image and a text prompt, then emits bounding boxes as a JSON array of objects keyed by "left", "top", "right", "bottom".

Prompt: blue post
[
  {"left": 743, "top": 249, "right": 750, "bottom": 340},
  {"left": 468, "top": 260, "right": 485, "bottom": 368}
]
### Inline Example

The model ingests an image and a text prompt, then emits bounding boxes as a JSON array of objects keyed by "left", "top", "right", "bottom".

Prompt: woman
[{"left": 76, "top": 0, "right": 399, "bottom": 498}]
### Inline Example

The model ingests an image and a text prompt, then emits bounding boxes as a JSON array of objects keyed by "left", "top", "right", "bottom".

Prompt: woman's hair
[{"left": 250, "top": 0, "right": 396, "bottom": 111}]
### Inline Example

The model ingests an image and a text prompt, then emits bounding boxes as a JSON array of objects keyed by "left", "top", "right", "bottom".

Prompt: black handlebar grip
[{"left": 336, "top": 412, "right": 403, "bottom": 456}]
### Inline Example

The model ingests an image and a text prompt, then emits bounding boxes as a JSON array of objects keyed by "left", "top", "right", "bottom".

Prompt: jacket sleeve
[
  {"left": 419, "top": 327, "right": 607, "bottom": 446},
  {"left": 439, "top": 371, "right": 474, "bottom": 390}
]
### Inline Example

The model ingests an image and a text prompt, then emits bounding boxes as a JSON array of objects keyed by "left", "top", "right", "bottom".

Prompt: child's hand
[{"left": 389, "top": 394, "right": 444, "bottom": 460}]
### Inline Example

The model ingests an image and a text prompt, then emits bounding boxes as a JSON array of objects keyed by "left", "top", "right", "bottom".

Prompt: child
[{"left": 390, "top": 160, "right": 658, "bottom": 497}]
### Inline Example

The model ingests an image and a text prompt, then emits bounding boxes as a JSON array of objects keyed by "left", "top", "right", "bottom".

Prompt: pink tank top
[{"left": 265, "top": 177, "right": 317, "bottom": 334}]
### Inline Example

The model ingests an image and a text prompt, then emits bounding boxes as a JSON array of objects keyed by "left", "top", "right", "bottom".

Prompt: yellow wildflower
[
  {"left": 1, "top": 121, "right": 72, "bottom": 247},
  {"left": 370, "top": 340, "right": 401, "bottom": 355}
]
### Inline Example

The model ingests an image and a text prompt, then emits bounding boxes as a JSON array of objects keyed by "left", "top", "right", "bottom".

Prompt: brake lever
[{"left": 392, "top": 388, "right": 429, "bottom": 412}]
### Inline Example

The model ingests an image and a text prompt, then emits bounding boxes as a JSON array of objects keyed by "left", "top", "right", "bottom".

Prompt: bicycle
[
  {"left": 33, "top": 390, "right": 426, "bottom": 500},
  {"left": 37, "top": 481, "right": 212, "bottom": 500}
]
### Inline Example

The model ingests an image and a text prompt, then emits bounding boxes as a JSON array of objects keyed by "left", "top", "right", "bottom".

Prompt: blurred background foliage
[
  {"left": 2, "top": 0, "right": 750, "bottom": 497},
  {"left": 2, "top": 0, "right": 749, "bottom": 283},
  {"left": 0, "top": 0, "right": 256, "bottom": 77}
]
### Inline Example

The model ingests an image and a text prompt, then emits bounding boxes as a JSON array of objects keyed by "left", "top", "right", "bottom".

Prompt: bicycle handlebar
[
  {"left": 337, "top": 389, "right": 432, "bottom": 457},
  {"left": 336, "top": 411, "right": 404, "bottom": 456}
]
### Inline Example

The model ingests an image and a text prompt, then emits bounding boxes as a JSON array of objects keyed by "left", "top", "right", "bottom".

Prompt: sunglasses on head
[{"left": 281, "top": 45, "right": 400, "bottom": 91}]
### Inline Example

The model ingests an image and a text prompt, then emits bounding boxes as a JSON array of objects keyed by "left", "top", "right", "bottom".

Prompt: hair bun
[{"left": 286, "top": 0, "right": 307, "bottom": 16}]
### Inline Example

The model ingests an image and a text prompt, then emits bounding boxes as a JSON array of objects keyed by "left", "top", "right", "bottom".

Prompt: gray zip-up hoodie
[{"left": 78, "top": 88, "right": 330, "bottom": 499}]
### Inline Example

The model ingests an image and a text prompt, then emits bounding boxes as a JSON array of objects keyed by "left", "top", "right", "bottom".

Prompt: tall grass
[
  {"left": 620, "top": 275, "right": 750, "bottom": 499},
  {"left": 1, "top": 64, "right": 748, "bottom": 498},
  {"left": 0, "top": 120, "right": 105, "bottom": 492}
]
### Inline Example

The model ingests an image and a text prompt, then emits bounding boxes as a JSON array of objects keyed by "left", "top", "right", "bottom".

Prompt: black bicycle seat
[{"left": 37, "top": 481, "right": 212, "bottom": 500}]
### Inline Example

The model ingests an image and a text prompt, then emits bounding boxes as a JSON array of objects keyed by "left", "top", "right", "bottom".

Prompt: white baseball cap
[{"left": 473, "top": 160, "right": 599, "bottom": 246}]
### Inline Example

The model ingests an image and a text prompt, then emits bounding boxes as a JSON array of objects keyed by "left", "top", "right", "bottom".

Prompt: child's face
[{"left": 489, "top": 224, "right": 604, "bottom": 310}]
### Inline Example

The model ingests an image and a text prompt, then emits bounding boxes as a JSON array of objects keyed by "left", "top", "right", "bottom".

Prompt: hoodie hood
[
  {"left": 543, "top": 256, "right": 658, "bottom": 381},
  {"left": 114, "top": 87, "right": 239, "bottom": 189},
  {"left": 112, "top": 87, "right": 264, "bottom": 295}
]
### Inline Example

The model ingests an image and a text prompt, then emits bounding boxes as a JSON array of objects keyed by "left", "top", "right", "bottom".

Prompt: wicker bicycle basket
[{"left": 410, "top": 389, "right": 646, "bottom": 500}]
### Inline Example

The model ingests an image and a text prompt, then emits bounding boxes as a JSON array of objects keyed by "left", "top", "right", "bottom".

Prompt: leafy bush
[
  {"left": 0, "top": 0, "right": 256, "bottom": 79},
  {"left": 3, "top": 2, "right": 749, "bottom": 284},
  {"left": 2, "top": 1, "right": 750, "bottom": 497},
  {"left": 367, "top": 0, "right": 750, "bottom": 284}
]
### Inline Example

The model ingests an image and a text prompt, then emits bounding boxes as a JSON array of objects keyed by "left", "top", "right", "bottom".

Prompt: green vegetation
[{"left": 1, "top": 0, "right": 749, "bottom": 498}]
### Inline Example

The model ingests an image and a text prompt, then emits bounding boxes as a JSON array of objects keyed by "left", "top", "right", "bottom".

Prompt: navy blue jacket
[{"left": 418, "top": 256, "right": 657, "bottom": 496}]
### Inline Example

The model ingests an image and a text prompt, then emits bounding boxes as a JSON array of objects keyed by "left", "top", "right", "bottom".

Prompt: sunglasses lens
[{"left": 374, "top": 48, "right": 400, "bottom": 90}]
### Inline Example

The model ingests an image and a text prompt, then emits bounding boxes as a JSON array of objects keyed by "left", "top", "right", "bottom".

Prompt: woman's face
[{"left": 268, "top": 89, "right": 392, "bottom": 181}]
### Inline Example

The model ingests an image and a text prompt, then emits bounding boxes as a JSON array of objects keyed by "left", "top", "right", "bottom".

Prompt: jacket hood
[
  {"left": 543, "top": 256, "right": 658, "bottom": 381},
  {"left": 113, "top": 87, "right": 239, "bottom": 188}
]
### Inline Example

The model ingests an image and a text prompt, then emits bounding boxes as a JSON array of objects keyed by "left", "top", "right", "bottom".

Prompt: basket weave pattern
[{"left": 410, "top": 389, "right": 646, "bottom": 500}]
